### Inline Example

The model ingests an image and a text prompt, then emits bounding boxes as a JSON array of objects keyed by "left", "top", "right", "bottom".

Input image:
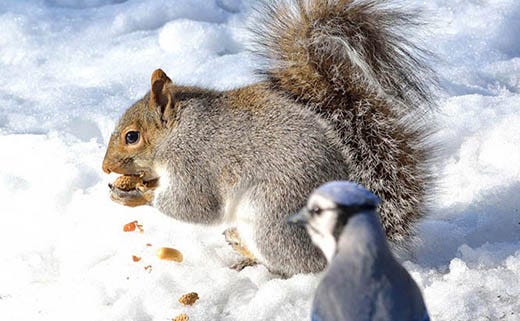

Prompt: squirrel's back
[{"left": 250, "top": 0, "right": 436, "bottom": 243}]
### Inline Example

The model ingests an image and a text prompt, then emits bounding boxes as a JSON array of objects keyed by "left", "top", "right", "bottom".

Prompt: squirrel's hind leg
[{"left": 252, "top": 186, "right": 329, "bottom": 276}]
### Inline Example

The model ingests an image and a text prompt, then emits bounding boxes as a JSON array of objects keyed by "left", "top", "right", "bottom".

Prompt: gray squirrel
[{"left": 102, "top": 0, "right": 435, "bottom": 276}]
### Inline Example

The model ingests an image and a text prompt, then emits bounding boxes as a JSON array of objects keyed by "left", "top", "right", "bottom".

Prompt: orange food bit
[
  {"left": 123, "top": 220, "right": 144, "bottom": 232},
  {"left": 123, "top": 221, "right": 138, "bottom": 232}
]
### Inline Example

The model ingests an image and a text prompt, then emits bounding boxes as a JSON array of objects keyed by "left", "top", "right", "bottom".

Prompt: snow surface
[{"left": 0, "top": 0, "right": 519, "bottom": 320}]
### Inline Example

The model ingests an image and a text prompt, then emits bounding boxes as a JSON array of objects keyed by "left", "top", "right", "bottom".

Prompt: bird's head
[{"left": 288, "top": 181, "right": 380, "bottom": 262}]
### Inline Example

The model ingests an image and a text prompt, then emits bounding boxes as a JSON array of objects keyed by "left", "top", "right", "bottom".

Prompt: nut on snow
[
  {"left": 178, "top": 292, "right": 199, "bottom": 306},
  {"left": 156, "top": 247, "right": 183, "bottom": 262},
  {"left": 173, "top": 313, "right": 189, "bottom": 321}
]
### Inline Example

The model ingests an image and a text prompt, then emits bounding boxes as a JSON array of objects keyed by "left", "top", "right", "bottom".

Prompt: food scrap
[
  {"left": 144, "top": 265, "right": 153, "bottom": 272},
  {"left": 173, "top": 313, "right": 189, "bottom": 321},
  {"left": 156, "top": 247, "right": 183, "bottom": 262},
  {"left": 123, "top": 221, "right": 137, "bottom": 232},
  {"left": 123, "top": 220, "right": 144, "bottom": 233},
  {"left": 132, "top": 255, "right": 142, "bottom": 262},
  {"left": 178, "top": 292, "right": 199, "bottom": 306}
]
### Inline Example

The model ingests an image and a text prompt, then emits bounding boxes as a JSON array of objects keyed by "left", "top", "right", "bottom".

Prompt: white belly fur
[{"left": 151, "top": 163, "right": 171, "bottom": 207}]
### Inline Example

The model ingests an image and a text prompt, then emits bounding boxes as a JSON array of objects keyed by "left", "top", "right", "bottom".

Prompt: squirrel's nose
[{"left": 102, "top": 159, "right": 112, "bottom": 174}]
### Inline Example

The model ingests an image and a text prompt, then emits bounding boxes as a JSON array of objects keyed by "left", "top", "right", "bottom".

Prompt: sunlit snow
[{"left": 0, "top": 1, "right": 519, "bottom": 320}]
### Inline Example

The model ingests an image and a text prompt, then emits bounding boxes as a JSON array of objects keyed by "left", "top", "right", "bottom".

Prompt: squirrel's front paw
[{"left": 108, "top": 175, "right": 158, "bottom": 207}]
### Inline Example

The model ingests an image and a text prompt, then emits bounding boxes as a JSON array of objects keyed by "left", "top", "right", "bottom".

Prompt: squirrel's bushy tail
[
  {"left": 250, "top": 0, "right": 437, "bottom": 243},
  {"left": 251, "top": 0, "right": 435, "bottom": 111}
]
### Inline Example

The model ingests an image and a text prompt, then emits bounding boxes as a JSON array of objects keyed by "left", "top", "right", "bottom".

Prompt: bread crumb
[{"left": 178, "top": 292, "right": 199, "bottom": 306}]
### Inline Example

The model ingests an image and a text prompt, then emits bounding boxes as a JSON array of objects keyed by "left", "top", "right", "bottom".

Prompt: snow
[{"left": 0, "top": 0, "right": 519, "bottom": 320}]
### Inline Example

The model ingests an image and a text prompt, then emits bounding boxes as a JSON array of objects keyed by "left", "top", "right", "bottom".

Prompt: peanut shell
[
  {"left": 178, "top": 292, "right": 199, "bottom": 306},
  {"left": 113, "top": 175, "right": 143, "bottom": 191},
  {"left": 173, "top": 314, "right": 189, "bottom": 321}
]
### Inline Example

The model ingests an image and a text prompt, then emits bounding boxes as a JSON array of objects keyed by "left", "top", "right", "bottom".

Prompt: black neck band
[{"left": 335, "top": 204, "right": 377, "bottom": 225}]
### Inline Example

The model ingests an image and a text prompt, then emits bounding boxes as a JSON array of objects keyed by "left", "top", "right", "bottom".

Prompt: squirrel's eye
[
  {"left": 310, "top": 207, "right": 322, "bottom": 215},
  {"left": 125, "top": 131, "right": 140, "bottom": 145}
]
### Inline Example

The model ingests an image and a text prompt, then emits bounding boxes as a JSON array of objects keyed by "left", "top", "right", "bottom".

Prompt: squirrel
[{"left": 102, "top": 0, "right": 436, "bottom": 277}]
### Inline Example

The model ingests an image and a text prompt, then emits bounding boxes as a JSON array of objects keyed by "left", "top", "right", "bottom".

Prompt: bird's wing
[
  {"left": 312, "top": 265, "right": 379, "bottom": 321},
  {"left": 375, "top": 263, "right": 429, "bottom": 321}
]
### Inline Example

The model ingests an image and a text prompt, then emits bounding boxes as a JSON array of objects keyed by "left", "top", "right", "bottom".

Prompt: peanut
[
  {"left": 173, "top": 314, "right": 189, "bottom": 321},
  {"left": 156, "top": 247, "right": 183, "bottom": 262},
  {"left": 113, "top": 175, "right": 143, "bottom": 191},
  {"left": 178, "top": 292, "right": 199, "bottom": 306}
]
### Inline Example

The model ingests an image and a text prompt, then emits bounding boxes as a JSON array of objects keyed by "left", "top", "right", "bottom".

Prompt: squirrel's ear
[{"left": 149, "top": 69, "right": 173, "bottom": 115}]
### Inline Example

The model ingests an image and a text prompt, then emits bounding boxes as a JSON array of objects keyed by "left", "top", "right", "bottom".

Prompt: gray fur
[
  {"left": 106, "top": 0, "right": 436, "bottom": 276},
  {"left": 153, "top": 87, "right": 348, "bottom": 275},
  {"left": 155, "top": 0, "right": 434, "bottom": 274},
  {"left": 251, "top": 0, "right": 436, "bottom": 110},
  {"left": 249, "top": 0, "right": 437, "bottom": 245}
]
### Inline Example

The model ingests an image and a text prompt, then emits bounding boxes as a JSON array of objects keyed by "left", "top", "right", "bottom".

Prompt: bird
[{"left": 288, "top": 181, "right": 430, "bottom": 321}]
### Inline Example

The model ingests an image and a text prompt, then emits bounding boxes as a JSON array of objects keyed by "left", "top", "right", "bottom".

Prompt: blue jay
[{"left": 289, "top": 181, "right": 430, "bottom": 321}]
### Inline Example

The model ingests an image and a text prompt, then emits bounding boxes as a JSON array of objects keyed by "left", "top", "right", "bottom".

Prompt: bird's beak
[{"left": 287, "top": 207, "right": 310, "bottom": 226}]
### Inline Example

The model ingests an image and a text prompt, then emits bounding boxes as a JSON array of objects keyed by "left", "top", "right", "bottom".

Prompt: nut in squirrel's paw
[
  {"left": 108, "top": 175, "right": 158, "bottom": 207},
  {"left": 110, "top": 175, "right": 159, "bottom": 192},
  {"left": 112, "top": 175, "right": 143, "bottom": 191}
]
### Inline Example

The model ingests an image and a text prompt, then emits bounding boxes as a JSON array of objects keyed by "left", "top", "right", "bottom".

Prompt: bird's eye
[
  {"left": 125, "top": 131, "right": 140, "bottom": 145},
  {"left": 310, "top": 207, "right": 322, "bottom": 215}
]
